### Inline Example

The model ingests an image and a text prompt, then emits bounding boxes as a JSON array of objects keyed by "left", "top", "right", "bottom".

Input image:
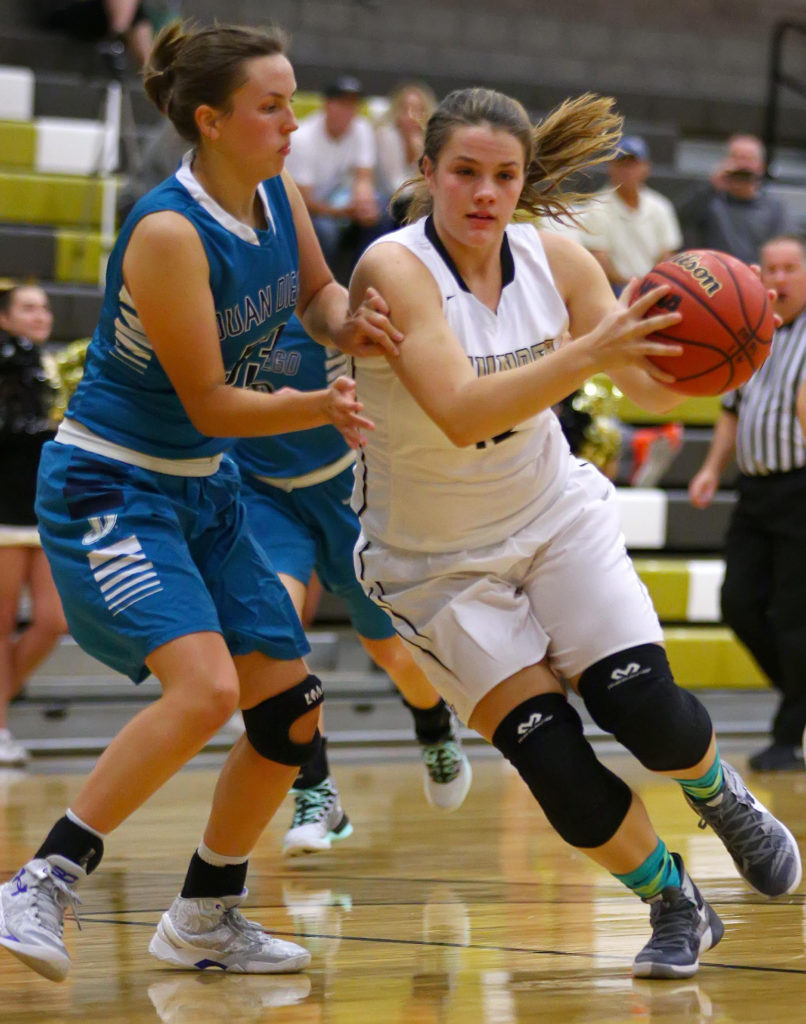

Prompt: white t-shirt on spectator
[
  {"left": 577, "top": 187, "right": 682, "bottom": 279},
  {"left": 286, "top": 111, "right": 377, "bottom": 205}
]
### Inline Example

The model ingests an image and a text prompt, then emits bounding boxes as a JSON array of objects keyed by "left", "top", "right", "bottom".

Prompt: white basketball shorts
[{"left": 356, "top": 460, "right": 663, "bottom": 723}]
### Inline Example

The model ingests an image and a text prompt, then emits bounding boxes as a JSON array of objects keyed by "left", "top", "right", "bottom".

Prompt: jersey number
[{"left": 225, "top": 325, "right": 283, "bottom": 387}]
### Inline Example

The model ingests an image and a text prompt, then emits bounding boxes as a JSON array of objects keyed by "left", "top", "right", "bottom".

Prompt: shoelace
[
  {"left": 422, "top": 741, "right": 462, "bottom": 784},
  {"left": 695, "top": 778, "right": 781, "bottom": 861},
  {"left": 224, "top": 906, "right": 264, "bottom": 936},
  {"left": 646, "top": 892, "right": 699, "bottom": 953},
  {"left": 32, "top": 865, "right": 83, "bottom": 934},
  {"left": 291, "top": 784, "right": 335, "bottom": 827}
]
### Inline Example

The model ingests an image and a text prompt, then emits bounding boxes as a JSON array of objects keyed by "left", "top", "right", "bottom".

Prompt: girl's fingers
[
  {"left": 628, "top": 282, "right": 674, "bottom": 316},
  {"left": 634, "top": 310, "right": 683, "bottom": 336}
]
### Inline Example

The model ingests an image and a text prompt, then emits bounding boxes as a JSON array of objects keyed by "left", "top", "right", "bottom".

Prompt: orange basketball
[{"left": 634, "top": 249, "right": 775, "bottom": 396}]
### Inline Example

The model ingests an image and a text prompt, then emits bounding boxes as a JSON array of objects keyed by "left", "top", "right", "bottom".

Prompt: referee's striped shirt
[{"left": 722, "top": 309, "right": 806, "bottom": 475}]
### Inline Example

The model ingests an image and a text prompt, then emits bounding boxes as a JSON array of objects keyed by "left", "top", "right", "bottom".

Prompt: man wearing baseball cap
[
  {"left": 575, "top": 134, "right": 682, "bottom": 294},
  {"left": 286, "top": 74, "right": 383, "bottom": 280}
]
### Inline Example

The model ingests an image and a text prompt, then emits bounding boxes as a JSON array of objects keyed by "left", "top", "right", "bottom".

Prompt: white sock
[
  {"left": 66, "top": 807, "right": 106, "bottom": 840},
  {"left": 197, "top": 840, "right": 249, "bottom": 867}
]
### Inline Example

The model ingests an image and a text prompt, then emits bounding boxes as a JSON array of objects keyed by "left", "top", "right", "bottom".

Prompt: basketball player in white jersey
[{"left": 349, "top": 88, "right": 801, "bottom": 979}]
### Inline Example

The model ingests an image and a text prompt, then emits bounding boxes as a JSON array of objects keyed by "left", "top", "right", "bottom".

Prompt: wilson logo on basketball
[
  {"left": 668, "top": 252, "right": 723, "bottom": 296},
  {"left": 634, "top": 249, "right": 775, "bottom": 397}
]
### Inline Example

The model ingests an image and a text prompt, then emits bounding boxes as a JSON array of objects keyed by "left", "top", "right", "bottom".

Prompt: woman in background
[{"left": 0, "top": 285, "right": 67, "bottom": 767}]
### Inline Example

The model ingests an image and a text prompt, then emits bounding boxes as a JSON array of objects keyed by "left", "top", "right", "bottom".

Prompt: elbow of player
[
  {"left": 181, "top": 398, "right": 224, "bottom": 439},
  {"left": 438, "top": 420, "right": 482, "bottom": 448}
]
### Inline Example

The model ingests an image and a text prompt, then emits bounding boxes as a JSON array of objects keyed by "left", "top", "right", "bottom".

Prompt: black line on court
[
  {"left": 73, "top": 917, "right": 806, "bottom": 976},
  {"left": 13, "top": 866, "right": 804, "bottom": 906}
]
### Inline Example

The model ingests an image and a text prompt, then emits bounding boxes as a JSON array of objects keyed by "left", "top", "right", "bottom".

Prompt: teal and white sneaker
[
  {"left": 149, "top": 893, "right": 311, "bottom": 973},
  {"left": 685, "top": 760, "right": 802, "bottom": 896},
  {"left": 0, "top": 854, "right": 85, "bottom": 982},
  {"left": 633, "top": 853, "right": 723, "bottom": 979},
  {"left": 420, "top": 720, "right": 472, "bottom": 812},
  {"left": 282, "top": 777, "right": 353, "bottom": 858}
]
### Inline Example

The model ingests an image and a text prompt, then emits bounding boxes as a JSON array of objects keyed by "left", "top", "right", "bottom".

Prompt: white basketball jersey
[{"left": 353, "top": 217, "right": 571, "bottom": 553}]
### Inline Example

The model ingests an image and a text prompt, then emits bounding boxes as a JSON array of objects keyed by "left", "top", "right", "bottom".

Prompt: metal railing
[{"left": 763, "top": 20, "right": 806, "bottom": 176}]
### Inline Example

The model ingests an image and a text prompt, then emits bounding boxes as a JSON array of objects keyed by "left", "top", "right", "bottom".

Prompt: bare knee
[
  {"left": 151, "top": 635, "right": 241, "bottom": 736},
  {"left": 365, "top": 636, "right": 413, "bottom": 678},
  {"left": 175, "top": 676, "right": 240, "bottom": 735}
]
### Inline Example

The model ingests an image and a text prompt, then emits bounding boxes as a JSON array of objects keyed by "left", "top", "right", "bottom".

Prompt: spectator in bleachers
[
  {"left": 688, "top": 236, "right": 806, "bottom": 772},
  {"left": 678, "top": 134, "right": 791, "bottom": 265},
  {"left": 375, "top": 82, "right": 436, "bottom": 222},
  {"left": 576, "top": 135, "right": 682, "bottom": 295},
  {"left": 36, "top": 0, "right": 158, "bottom": 69},
  {"left": 563, "top": 136, "right": 683, "bottom": 486},
  {"left": 286, "top": 76, "right": 388, "bottom": 282},
  {"left": 0, "top": 285, "right": 67, "bottom": 767}
]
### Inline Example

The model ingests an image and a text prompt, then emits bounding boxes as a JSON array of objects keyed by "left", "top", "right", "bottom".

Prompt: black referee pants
[{"left": 721, "top": 467, "right": 806, "bottom": 745}]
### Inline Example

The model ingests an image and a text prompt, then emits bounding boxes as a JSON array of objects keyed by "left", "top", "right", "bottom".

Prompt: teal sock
[
  {"left": 614, "top": 839, "right": 680, "bottom": 901},
  {"left": 674, "top": 748, "right": 724, "bottom": 802}
]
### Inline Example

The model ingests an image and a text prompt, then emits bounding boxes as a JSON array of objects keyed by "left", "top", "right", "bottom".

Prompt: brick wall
[
  {"left": 5, "top": 0, "right": 805, "bottom": 141},
  {"left": 176, "top": 0, "right": 806, "bottom": 139}
]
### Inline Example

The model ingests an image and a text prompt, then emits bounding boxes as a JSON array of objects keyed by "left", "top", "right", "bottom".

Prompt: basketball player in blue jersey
[
  {"left": 0, "top": 22, "right": 405, "bottom": 983},
  {"left": 232, "top": 313, "right": 471, "bottom": 856},
  {"left": 349, "top": 88, "right": 801, "bottom": 979}
]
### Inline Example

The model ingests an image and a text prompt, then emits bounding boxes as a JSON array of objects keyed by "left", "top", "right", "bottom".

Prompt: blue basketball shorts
[
  {"left": 35, "top": 443, "right": 309, "bottom": 683},
  {"left": 238, "top": 465, "right": 395, "bottom": 642}
]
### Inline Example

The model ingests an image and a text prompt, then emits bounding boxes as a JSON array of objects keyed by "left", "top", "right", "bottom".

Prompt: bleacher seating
[{"left": 0, "top": 57, "right": 118, "bottom": 343}]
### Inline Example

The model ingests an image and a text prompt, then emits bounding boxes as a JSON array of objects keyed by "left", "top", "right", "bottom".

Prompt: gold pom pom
[{"left": 41, "top": 338, "right": 90, "bottom": 423}]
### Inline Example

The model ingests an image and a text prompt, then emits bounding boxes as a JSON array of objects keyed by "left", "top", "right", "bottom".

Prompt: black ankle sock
[
  {"left": 180, "top": 851, "right": 248, "bottom": 899},
  {"left": 293, "top": 735, "right": 329, "bottom": 790},
  {"left": 404, "top": 698, "right": 453, "bottom": 744},
  {"left": 35, "top": 815, "right": 104, "bottom": 875}
]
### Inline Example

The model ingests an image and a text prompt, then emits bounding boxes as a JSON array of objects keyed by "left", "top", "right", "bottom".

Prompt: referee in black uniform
[{"left": 689, "top": 235, "right": 806, "bottom": 771}]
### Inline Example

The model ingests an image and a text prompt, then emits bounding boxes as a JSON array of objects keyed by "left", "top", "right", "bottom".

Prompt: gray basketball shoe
[
  {"left": 149, "top": 893, "right": 311, "bottom": 973},
  {"left": 0, "top": 854, "right": 85, "bottom": 982},
  {"left": 684, "top": 760, "right": 802, "bottom": 896},
  {"left": 633, "top": 853, "right": 724, "bottom": 979}
]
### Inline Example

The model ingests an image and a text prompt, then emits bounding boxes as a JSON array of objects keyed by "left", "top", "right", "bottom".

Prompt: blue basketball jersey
[
  {"left": 67, "top": 154, "right": 299, "bottom": 459},
  {"left": 233, "top": 314, "right": 349, "bottom": 478}
]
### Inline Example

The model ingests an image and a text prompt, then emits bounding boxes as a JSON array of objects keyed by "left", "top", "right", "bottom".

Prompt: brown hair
[
  {"left": 399, "top": 88, "right": 622, "bottom": 224},
  {"left": 142, "top": 21, "right": 289, "bottom": 143},
  {"left": 761, "top": 234, "right": 806, "bottom": 259},
  {"left": 0, "top": 283, "right": 47, "bottom": 316}
]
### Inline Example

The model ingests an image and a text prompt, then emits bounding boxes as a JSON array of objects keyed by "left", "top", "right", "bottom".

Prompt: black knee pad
[
  {"left": 578, "top": 644, "right": 712, "bottom": 772},
  {"left": 242, "top": 673, "right": 324, "bottom": 766},
  {"left": 492, "top": 693, "right": 632, "bottom": 848}
]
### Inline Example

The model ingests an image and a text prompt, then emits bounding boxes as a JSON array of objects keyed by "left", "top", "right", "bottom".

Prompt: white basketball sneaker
[
  {"left": 282, "top": 777, "right": 353, "bottom": 858},
  {"left": 149, "top": 893, "right": 311, "bottom": 973},
  {"left": 0, "top": 729, "right": 28, "bottom": 768},
  {"left": 420, "top": 718, "right": 472, "bottom": 812},
  {"left": 0, "top": 854, "right": 85, "bottom": 982}
]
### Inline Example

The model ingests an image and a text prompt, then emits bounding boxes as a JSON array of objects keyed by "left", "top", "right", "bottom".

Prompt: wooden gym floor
[{"left": 1, "top": 747, "right": 805, "bottom": 1023}]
